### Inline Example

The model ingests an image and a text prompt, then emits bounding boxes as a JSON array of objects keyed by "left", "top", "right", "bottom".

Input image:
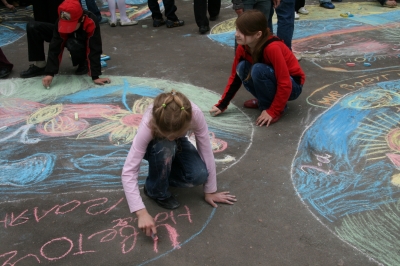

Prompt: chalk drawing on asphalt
[{"left": 292, "top": 78, "right": 400, "bottom": 265}]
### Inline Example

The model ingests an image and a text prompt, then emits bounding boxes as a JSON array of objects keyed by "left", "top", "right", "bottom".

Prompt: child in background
[
  {"left": 209, "top": 10, "right": 305, "bottom": 127},
  {"left": 121, "top": 90, "right": 236, "bottom": 237},
  {"left": 107, "top": 0, "right": 138, "bottom": 26}
]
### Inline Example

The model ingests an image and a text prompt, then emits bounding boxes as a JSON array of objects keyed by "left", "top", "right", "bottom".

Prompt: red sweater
[{"left": 216, "top": 37, "right": 305, "bottom": 118}]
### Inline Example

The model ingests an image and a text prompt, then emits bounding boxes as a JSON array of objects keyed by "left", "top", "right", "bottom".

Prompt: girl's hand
[
  {"left": 93, "top": 78, "right": 111, "bottom": 85},
  {"left": 205, "top": 191, "right": 237, "bottom": 207},
  {"left": 256, "top": 111, "right": 273, "bottom": 127},
  {"left": 136, "top": 209, "right": 157, "bottom": 237},
  {"left": 209, "top": 106, "right": 222, "bottom": 117}
]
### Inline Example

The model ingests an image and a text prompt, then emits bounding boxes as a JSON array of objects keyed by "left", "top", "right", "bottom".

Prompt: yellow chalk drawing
[
  {"left": 27, "top": 104, "right": 63, "bottom": 125},
  {"left": 392, "top": 173, "right": 400, "bottom": 187},
  {"left": 77, "top": 97, "right": 153, "bottom": 145},
  {"left": 211, "top": 18, "right": 236, "bottom": 34},
  {"left": 336, "top": 202, "right": 400, "bottom": 266}
]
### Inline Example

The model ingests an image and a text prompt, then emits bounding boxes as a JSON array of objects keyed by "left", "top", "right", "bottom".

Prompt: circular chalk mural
[
  {"left": 0, "top": 76, "right": 253, "bottom": 265},
  {"left": 292, "top": 78, "right": 400, "bottom": 265}
]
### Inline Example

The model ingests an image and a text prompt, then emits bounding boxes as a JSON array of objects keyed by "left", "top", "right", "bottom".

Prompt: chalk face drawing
[
  {"left": 292, "top": 79, "right": 400, "bottom": 265},
  {"left": 0, "top": 76, "right": 253, "bottom": 265}
]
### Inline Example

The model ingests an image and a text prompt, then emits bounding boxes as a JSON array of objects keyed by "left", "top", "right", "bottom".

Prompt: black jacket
[{"left": 45, "top": 11, "right": 102, "bottom": 80}]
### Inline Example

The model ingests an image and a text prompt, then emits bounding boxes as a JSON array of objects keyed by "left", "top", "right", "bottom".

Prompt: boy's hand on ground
[
  {"left": 209, "top": 106, "right": 222, "bottom": 117},
  {"left": 136, "top": 209, "right": 157, "bottom": 236},
  {"left": 93, "top": 78, "right": 111, "bottom": 85},
  {"left": 205, "top": 191, "right": 237, "bottom": 208},
  {"left": 42, "top": 76, "right": 53, "bottom": 88},
  {"left": 256, "top": 111, "right": 273, "bottom": 127}
]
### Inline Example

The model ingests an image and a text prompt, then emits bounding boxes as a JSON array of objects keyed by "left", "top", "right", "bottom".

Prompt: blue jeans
[
  {"left": 143, "top": 137, "right": 208, "bottom": 200},
  {"left": 237, "top": 60, "right": 302, "bottom": 111},
  {"left": 268, "top": 0, "right": 295, "bottom": 50}
]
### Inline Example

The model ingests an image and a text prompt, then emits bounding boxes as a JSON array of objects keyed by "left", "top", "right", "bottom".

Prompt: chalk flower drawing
[{"left": 77, "top": 97, "right": 153, "bottom": 145}]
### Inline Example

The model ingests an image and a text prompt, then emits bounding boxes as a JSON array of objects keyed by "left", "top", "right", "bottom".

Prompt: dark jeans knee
[{"left": 236, "top": 60, "right": 251, "bottom": 81}]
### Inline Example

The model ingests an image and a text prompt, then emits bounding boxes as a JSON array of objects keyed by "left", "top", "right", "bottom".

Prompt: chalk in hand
[
  {"left": 74, "top": 112, "right": 79, "bottom": 121},
  {"left": 46, "top": 86, "right": 50, "bottom": 90},
  {"left": 151, "top": 233, "right": 158, "bottom": 241}
]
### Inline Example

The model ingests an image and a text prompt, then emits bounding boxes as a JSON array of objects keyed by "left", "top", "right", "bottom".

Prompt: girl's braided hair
[{"left": 151, "top": 90, "right": 192, "bottom": 138}]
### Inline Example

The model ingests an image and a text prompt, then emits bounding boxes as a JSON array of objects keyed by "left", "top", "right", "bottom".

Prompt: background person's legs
[
  {"left": 26, "top": 21, "right": 54, "bottom": 62},
  {"left": 269, "top": 0, "right": 295, "bottom": 50}
]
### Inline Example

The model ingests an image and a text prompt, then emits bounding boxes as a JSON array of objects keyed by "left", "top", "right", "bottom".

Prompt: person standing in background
[{"left": 193, "top": 0, "right": 221, "bottom": 34}]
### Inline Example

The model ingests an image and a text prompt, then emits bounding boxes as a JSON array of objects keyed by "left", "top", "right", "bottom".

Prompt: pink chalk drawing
[
  {"left": 300, "top": 154, "right": 335, "bottom": 175},
  {"left": 188, "top": 131, "right": 228, "bottom": 153},
  {"left": 0, "top": 195, "right": 195, "bottom": 264}
]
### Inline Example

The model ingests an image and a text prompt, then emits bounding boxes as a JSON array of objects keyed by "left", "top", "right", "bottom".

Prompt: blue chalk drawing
[
  {"left": 292, "top": 79, "right": 400, "bottom": 222},
  {"left": 0, "top": 153, "right": 56, "bottom": 186}
]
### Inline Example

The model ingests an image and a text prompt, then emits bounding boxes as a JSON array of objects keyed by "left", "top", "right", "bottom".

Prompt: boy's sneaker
[
  {"left": 20, "top": 64, "right": 45, "bottom": 78},
  {"left": 298, "top": 7, "right": 309, "bottom": 14},
  {"left": 320, "top": 2, "right": 335, "bottom": 9},
  {"left": 153, "top": 18, "right": 165, "bottom": 27},
  {"left": 144, "top": 186, "right": 180, "bottom": 209},
  {"left": 165, "top": 19, "right": 184, "bottom": 28}
]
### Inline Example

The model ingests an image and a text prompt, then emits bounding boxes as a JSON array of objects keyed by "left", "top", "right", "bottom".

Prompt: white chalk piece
[
  {"left": 46, "top": 86, "right": 50, "bottom": 90},
  {"left": 0, "top": 126, "right": 7, "bottom": 132},
  {"left": 74, "top": 113, "right": 79, "bottom": 121},
  {"left": 142, "top": 25, "right": 148, "bottom": 28}
]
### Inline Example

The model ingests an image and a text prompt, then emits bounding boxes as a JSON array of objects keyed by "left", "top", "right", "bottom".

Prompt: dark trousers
[
  {"left": 81, "top": 0, "right": 102, "bottom": 22},
  {"left": 32, "top": 0, "right": 64, "bottom": 23},
  {"left": 295, "top": 0, "right": 305, "bottom": 11},
  {"left": 0, "top": 48, "right": 13, "bottom": 70},
  {"left": 148, "top": 0, "right": 178, "bottom": 21},
  {"left": 143, "top": 137, "right": 208, "bottom": 200},
  {"left": 27, "top": 21, "right": 85, "bottom": 66},
  {"left": 27, "top": 21, "right": 54, "bottom": 62},
  {"left": 193, "top": 0, "right": 221, "bottom": 27}
]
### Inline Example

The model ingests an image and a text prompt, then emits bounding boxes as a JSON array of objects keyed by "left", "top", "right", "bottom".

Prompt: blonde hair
[{"left": 151, "top": 90, "right": 192, "bottom": 138}]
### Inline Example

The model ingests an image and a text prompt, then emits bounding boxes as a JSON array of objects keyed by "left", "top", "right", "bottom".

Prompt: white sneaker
[
  {"left": 295, "top": 12, "right": 299, "bottom": 20},
  {"left": 120, "top": 20, "right": 138, "bottom": 26},
  {"left": 298, "top": 7, "right": 309, "bottom": 14},
  {"left": 109, "top": 19, "right": 117, "bottom": 27}
]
